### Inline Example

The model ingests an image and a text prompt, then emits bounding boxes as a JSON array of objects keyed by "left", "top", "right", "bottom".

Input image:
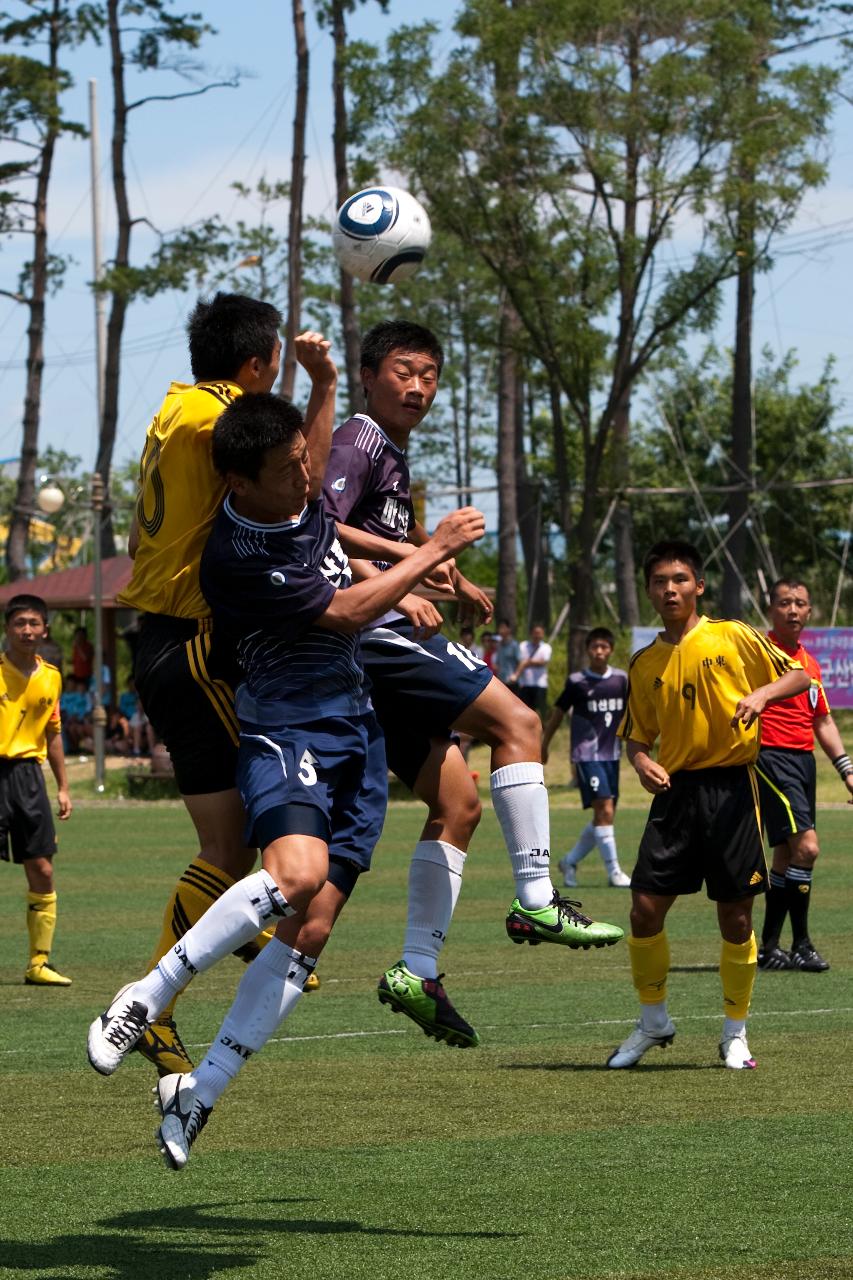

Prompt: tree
[{"left": 280, "top": 0, "right": 309, "bottom": 401}]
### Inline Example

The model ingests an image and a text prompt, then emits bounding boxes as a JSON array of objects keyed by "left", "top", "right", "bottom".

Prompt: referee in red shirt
[{"left": 756, "top": 578, "right": 853, "bottom": 971}]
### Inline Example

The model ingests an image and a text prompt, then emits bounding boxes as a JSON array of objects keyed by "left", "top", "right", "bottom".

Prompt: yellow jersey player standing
[
  {"left": 0, "top": 595, "right": 72, "bottom": 986},
  {"left": 117, "top": 293, "right": 337, "bottom": 1074},
  {"left": 607, "top": 541, "right": 809, "bottom": 1071}
]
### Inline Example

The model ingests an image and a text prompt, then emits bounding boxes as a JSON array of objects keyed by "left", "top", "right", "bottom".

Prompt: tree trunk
[
  {"left": 496, "top": 299, "right": 519, "bottom": 628},
  {"left": 332, "top": 0, "right": 360, "bottom": 412},
  {"left": 569, "top": 485, "right": 598, "bottom": 669},
  {"left": 722, "top": 204, "right": 754, "bottom": 618},
  {"left": 7, "top": 0, "right": 61, "bottom": 581},
  {"left": 516, "top": 379, "right": 550, "bottom": 627},
  {"left": 280, "top": 0, "right": 309, "bottom": 401},
  {"left": 612, "top": 392, "right": 639, "bottom": 626}
]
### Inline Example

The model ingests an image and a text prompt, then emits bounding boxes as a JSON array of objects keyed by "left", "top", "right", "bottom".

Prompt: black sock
[
  {"left": 761, "top": 871, "right": 788, "bottom": 949},
  {"left": 785, "top": 866, "right": 813, "bottom": 948}
]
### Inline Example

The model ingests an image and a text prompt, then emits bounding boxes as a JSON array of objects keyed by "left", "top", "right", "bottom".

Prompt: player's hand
[
  {"left": 432, "top": 507, "right": 486, "bottom": 557},
  {"left": 57, "top": 788, "right": 72, "bottom": 820},
  {"left": 635, "top": 756, "right": 670, "bottom": 795},
  {"left": 454, "top": 572, "right": 493, "bottom": 625},
  {"left": 732, "top": 688, "right": 769, "bottom": 730},
  {"left": 295, "top": 330, "right": 337, "bottom": 385},
  {"left": 421, "top": 559, "right": 456, "bottom": 594},
  {"left": 397, "top": 594, "right": 444, "bottom": 640}
]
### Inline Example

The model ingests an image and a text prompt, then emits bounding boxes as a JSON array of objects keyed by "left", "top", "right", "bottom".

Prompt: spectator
[
  {"left": 493, "top": 618, "right": 521, "bottom": 685},
  {"left": 459, "top": 625, "right": 483, "bottom": 659},
  {"left": 510, "top": 623, "right": 552, "bottom": 720},
  {"left": 71, "top": 627, "right": 94, "bottom": 683},
  {"left": 481, "top": 632, "right": 496, "bottom": 674}
]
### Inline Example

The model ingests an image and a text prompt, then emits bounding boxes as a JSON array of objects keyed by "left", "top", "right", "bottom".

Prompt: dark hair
[
  {"left": 5, "top": 594, "right": 48, "bottom": 624},
  {"left": 188, "top": 292, "right": 282, "bottom": 382},
  {"left": 586, "top": 626, "right": 615, "bottom": 648},
  {"left": 643, "top": 540, "right": 704, "bottom": 586},
  {"left": 360, "top": 321, "right": 444, "bottom": 377},
  {"left": 212, "top": 393, "right": 305, "bottom": 482},
  {"left": 768, "top": 577, "right": 810, "bottom": 603}
]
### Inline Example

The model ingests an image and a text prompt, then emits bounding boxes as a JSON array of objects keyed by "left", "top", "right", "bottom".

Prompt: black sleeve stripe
[
  {"left": 198, "top": 385, "right": 231, "bottom": 407},
  {"left": 711, "top": 617, "right": 790, "bottom": 677},
  {"left": 628, "top": 639, "right": 657, "bottom": 669}
]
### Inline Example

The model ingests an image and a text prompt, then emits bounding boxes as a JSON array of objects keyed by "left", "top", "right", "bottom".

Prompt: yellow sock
[
  {"left": 27, "top": 891, "right": 58, "bottom": 966},
  {"left": 628, "top": 931, "right": 670, "bottom": 1005},
  {"left": 720, "top": 933, "right": 758, "bottom": 1020}
]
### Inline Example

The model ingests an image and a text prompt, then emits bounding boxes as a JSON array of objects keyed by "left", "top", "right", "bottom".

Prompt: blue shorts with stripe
[
  {"left": 134, "top": 613, "right": 241, "bottom": 795},
  {"left": 577, "top": 760, "right": 620, "bottom": 809},
  {"left": 236, "top": 711, "right": 387, "bottom": 871},
  {"left": 360, "top": 622, "right": 494, "bottom": 789},
  {"left": 756, "top": 747, "right": 816, "bottom": 846}
]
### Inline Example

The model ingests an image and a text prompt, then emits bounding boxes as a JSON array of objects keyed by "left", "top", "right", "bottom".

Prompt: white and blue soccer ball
[{"left": 332, "top": 186, "right": 432, "bottom": 284}]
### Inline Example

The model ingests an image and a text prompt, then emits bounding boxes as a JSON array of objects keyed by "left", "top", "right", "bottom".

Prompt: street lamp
[{"left": 35, "top": 481, "right": 65, "bottom": 516}]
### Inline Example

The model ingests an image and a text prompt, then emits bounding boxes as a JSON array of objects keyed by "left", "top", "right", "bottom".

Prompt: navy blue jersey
[
  {"left": 323, "top": 414, "right": 413, "bottom": 564},
  {"left": 200, "top": 495, "right": 368, "bottom": 725},
  {"left": 555, "top": 667, "right": 628, "bottom": 763}
]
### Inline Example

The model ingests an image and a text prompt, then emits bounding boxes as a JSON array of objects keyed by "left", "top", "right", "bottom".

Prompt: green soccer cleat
[
  {"left": 505, "top": 890, "right": 624, "bottom": 949},
  {"left": 135, "top": 1017, "right": 194, "bottom": 1078},
  {"left": 377, "top": 962, "right": 480, "bottom": 1048}
]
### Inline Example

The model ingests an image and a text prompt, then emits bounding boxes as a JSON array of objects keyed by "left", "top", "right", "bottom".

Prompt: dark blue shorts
[
  {"left": 360, "top": 623, "right": 494, "bottom": 790},
  {"left": 236, "top": 712, "right": 387, "bottom": 870},
  {"left": 576, "top": 760, "right": 620, "bottom": 809}
]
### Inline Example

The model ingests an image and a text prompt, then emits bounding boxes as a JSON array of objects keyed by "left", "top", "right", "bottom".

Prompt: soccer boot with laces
[
  {"left": 719, "top": 1031, "right": 757, "bottom": 1070},
  {"left": 135, "top": 1018, "right": 194, "bottom": 1077},
  {"left": 757, "top": 944, "right": 793, "bottom": 971},
  {"left": 25, "top": 960, "right": 72, "bottom": 986},
  {"left": 789, "top": 940, "right": 830, "bottom": 972},
  {"left": 557, "top": 855, "right": 578, "bottom": 888},
  {"left": 506, "top": 890, "right": 624, "bottom": 949},
  {"left": 87, "top": 982, "right": 149, "bottom": 1076},
  {"left": 377, "top": 962, "right": 479, "bottom": 1048},
  {"left": 607, "top": 1017, "right": 677, "bottom": 1068},
  {"left": 154, "top": 1073, "right": 211, "bottom": 1170}
]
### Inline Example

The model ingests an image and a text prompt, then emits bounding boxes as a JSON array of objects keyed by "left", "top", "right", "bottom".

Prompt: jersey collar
[
  {"left": 768, "top": 629, "right": 803, "bottom": 659},
  {"left": 582, "top": 666, "right": 612, "bottom": 680},
  {"left": 223, "top": 492, "right": 311, "bottom": 532},
  {"left": 352, "top": 412, "right": 405, "bottom": 455}
]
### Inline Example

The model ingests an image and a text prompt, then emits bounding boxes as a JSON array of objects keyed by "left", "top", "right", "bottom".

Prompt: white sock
[
  {"left": 490, "top": 762, "right": 554, "bottom": 910},
  {"left": 133, "top": 870, "right": 293, "bottom": 1019},
  {"left": 640, "top": 1002, "right": 670, "bottom": 1032},
  {"left": 192, "top": 938, "right": 316, "bottom": 1109},
  {"left": 566, "top": 821, "right": 596, "bottom": 866},
  {"left": 723, "top": 1015, "right": 746, "bottom": 1040},
  {"left": 593, "top": 825, "right": 620, "bottom": 876},
  {"left": 402, "top": 840, "right": 466, "bottom": 980}
]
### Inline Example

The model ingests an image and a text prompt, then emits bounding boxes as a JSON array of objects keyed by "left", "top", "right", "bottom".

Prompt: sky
[{"left": 2, "top": 0, "right": 853, "bottom": 531}]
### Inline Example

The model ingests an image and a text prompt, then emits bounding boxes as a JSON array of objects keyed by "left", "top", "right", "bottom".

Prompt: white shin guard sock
[
  {"left": 567, "top": 821, "right": 597, "bottom": 866},
  {"left": 192, "top": 938, "right": 316, "bottom": 1108},
  {"left": 135, "top": 870, "right": 293, "bottom": 1019},
  {"left": 593, "top": 825, "right": 620, "bottom": 875},
  {"left": 490, "top": 762, "right": 554, "bottom": 910},
  {"left": 402, "top": 840, "right": 467, "bottom": 980}
]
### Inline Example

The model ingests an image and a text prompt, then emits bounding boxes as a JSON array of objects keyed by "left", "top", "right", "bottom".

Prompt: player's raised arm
[
  {"left": 296, "top": 331, "right": 337, "bottom": 500},
  {"left": 731, "top": 665, "right": 810, "bottom": 729}
]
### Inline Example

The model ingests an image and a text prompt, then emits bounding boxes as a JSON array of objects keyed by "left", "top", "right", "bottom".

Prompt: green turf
[{"left": 1, "top": 784, "right": 852, "bottom": 1279}]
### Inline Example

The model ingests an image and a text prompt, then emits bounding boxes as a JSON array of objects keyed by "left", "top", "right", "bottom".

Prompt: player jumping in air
[
  {"left": 323, "top": 320, "right": 623, "bottom": 1052},
  {"left": 607, "top": 541, "right": 809, "bottom": 1071}
]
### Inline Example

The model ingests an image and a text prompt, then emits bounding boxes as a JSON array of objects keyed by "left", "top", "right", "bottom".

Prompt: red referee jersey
[{"left": 760, "top": 631, "right": 830, "bottom": 751}]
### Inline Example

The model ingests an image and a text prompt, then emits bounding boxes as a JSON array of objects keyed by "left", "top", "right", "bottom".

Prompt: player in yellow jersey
[
  {"left": 607, "top": 541, "right": 809, "bottom": 1071},
  {"left": 0, "top": 596, "right": 72, "bottom": 986},
  {"left": 119, "top": 294, "right": 338, "bottom": 1074}
]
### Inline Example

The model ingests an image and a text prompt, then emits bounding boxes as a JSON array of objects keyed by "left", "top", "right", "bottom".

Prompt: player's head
[
  {"left": 643, "top": 540, "right": 703, "bottom": 586},
  {"left": 212, "top": 393, "right": 309, "bottom": 522},
  {"left": 360, "top": 321, "right": 444, "bottom": 437},
  {"left": 586, "top": 626, "right": 615, "bottom": 668},
  {"left": 768, "top": 577, "right": 811, "bottom": 641},
  {"left": 643, "top": 540, "right": 705, "bottom": 621},
  {"left": 4, "top": 595, "right": 49, "bottom": 651},
  {"left": 188, "top": 293, "right": 282, "bottom": 391}
]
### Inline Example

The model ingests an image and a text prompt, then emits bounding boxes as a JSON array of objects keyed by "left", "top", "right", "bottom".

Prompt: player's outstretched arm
[
  {"left": 347, "top": 558, "right": 444, "bottom": 639},
  {"left": 814, "top": 714, "right": 853, "bottom": 804},
  {"left": 46, "top": 731, "right": 72, "bottom": 819},
  {"left": 627, "top": 739, "right": 670, "bottom": 795},
  {"left": 317, "top": 507, "right": 485, "bottom": 634},
  {"left": 541, "top": 706, "right": 565, "bottom": 765},
  {"left": 337, "top": 524, "right": 416, "bottom": 563},
  {"left": 731, "top": 666, "right": 811, "bottom": 729},
  {"left": 296, "top": 331, "right": 337, "bottom": 500}
]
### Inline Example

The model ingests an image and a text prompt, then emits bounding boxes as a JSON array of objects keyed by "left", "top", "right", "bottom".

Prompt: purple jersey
[
  {"left": 323, "top": 414, "right": 413, "bottom": 564},
  {"left": 556, "top": 667, "right": 627, "bottom": 763}
]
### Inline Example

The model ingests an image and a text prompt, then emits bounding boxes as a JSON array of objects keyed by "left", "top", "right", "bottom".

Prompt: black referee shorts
[
  {"left": 632, "top": 764, "right": 766, "bottom": 902},
  {"left": 755, "top": 747, "right": 817, "bottom": 847},
  {"left": 134, "top": 614, "right": 241, "bottom": 796},
  {"left": 0, "top": 759, "right": 57, "bottom": 863}
]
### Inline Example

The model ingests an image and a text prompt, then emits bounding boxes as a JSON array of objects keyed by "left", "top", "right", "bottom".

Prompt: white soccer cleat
[
  {"left": 607, "top": 1017, "right": 676, "bottom": 1068},
  {"left": 719, "top": 1031, "right": 756, "bottom": 1070},
  {"left": 608, "top": 869, "right": 632, "bottom": 888},
  {"left": 87, "top": 982, "right": 149, "bottom": 1076},
  {"left": 155, "top": 1073, "right": 211, "bottom": 1170},
  {"left": 558, "top": 854, "right": 578, "bottom": 888}
]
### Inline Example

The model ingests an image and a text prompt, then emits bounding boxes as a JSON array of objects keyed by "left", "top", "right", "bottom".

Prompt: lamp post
[{"left": 90, "top": 473, "right": 106, "bottom": 792}]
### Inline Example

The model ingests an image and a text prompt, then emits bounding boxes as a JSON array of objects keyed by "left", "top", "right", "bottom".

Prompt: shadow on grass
[
  {"left": 499, "top": 1062, "right": 721, "bottom": 1072},
  {"left": 0, "top": 1198, "right": 520, "bottom": 1279}
]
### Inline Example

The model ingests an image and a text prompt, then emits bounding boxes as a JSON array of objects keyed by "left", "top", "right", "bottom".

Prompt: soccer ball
[{"left": 332, "top": 186, "right": 432, "bottom": 284}]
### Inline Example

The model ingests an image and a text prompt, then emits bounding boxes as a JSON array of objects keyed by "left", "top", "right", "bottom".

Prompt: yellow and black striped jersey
[
  {"left": 118, "top": 380, "right": 243, "bottom": 619},
  {"left": 618, "top": 616, "right": 799, "bottom": 774},
  {"left": 0, "top": 654, "right": 61, "bottom": 761}
]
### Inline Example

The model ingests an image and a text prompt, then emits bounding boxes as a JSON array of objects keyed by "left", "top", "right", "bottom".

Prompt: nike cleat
[
  {"left": 377, "top": 962, "right": 479, "bottom": 1048},
  {"left": 87, "top": 982, "right": 149, "bottom": 1076},
  {"left": 757, "top": 945, "right": 793, "bottom": 971},
  {"left": 607, "top": 1017, "right": 676, "bottom": 1068},
  {"left": 608, "top": 869, "right": 632, "bottom": 888},
  {"left": 25, "top": 961, "right": 72, "bottom": 986},
  {"left": 506, "top": 891, "right": 624, "bottom": 949},
  {"left": 557, "top": 855, "right": 578, "bottom": 888},
  {"left": 789, "top": 941, "right": 830, "bottom": 972},
  {"left": 136, "top": 1018, "right": 194, "bottom": 1077},
  {"left": 154, "top": 1073, "right": 211, "bottom": 1170},
  {"left": 719, "top": 1031, "right": 757, "bottom": 1070}
]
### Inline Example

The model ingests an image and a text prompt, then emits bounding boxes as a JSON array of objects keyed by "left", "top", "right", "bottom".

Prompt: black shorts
[
  {"left": 632, "top": 765, "right": 766, "bottom": 902},
  {"left": 756, "top": 747, "right": 816, "bottom": 846},
  {"left": 360, "top": 622, "right": 493, "bottom": 790},
  {"left": 134, "top": 614, "right": 241, "bottom": 796},
  {"left": 0, "top": 759, "right": 57, "bottom": 863}
]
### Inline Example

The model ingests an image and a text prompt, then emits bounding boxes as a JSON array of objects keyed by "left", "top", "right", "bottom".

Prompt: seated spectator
[
  {"left": 105, "top": 706, "right": 132, "bottom": 756},
  {"left": 60, "top": 676, "right": 93, "bottom": 754},
  {"left": 119, "top": 680, "right": 154, "bottom": 757}
]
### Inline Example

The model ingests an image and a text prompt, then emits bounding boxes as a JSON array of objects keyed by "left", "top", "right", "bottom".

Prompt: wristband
[{"left": 833, "top": 754, "right": 853, "bottom": 780}]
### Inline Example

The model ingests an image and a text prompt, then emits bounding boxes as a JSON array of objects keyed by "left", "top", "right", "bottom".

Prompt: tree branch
[{"left": 127, "top": 78, "right": 238, "bottom": 112}]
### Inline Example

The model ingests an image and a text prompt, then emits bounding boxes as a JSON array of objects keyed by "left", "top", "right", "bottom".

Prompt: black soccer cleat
[
  {"left": 789, "top": 941, "right": 830, "bottom": 972},
  {"left": 757, "top": 945, "right": 793, "bottom": 971}
]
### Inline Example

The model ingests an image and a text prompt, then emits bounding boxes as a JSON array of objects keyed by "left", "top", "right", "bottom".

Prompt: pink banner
[{"left": 801, "top": 628, "right": 853, "bottom": 709}]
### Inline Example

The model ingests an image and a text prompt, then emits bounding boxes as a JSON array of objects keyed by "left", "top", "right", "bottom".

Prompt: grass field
[{"left": 1, "top": 753, "right": 852, "bottom": 1280}]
